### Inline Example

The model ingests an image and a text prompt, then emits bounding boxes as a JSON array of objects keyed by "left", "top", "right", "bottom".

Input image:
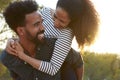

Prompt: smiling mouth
[{"left": 37, "top": 30, "right": 45, "bottom": 41}]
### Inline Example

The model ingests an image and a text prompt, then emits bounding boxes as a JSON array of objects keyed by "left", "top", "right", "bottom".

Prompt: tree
[
  {"left": 83, "top": 52, "right": 118, "bottom": 80},
  {"left": 112, "top": 57, "right": 120, "bottom": 80},
  {"left": 0, "top": 0, "right": 18, "bottom": 79},
  {"left": 0, "top": 63, "right": 6, "bottom": 78},
  {"left": 0, "top": 0, "right": 21, "bottom": 13},
  {"left": 0, "top": 0, "right": 12, "bottom": 13},
  {"left": 0, "top": 0, "right": 19, "bottom": 48}
]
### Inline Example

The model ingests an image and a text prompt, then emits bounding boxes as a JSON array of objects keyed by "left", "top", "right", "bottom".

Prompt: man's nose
[{"left": 39, "top": 24, "right": 45, "bottom": 31}]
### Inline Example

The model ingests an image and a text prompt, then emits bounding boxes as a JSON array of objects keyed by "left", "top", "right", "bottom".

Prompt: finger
[
  {"left": 6, "top": 47, "right": 18, "bottom": 56},
  {"left": 15, "top": 41, "right": 20, "bottom": 45},
  {"left": 6, "top": 45, "right": 16, "bottom": 53},
  {"left": 7, "top": 38, "right": 16, "bottom": 49},
  {"left": 15, "top": 42, "right": 21, "bottom": 48},
  {"left": 10, "top": 39, "right": 16, "bottom": 48},
  {"left": 6, "top": 42, "right": 16, "bottom": 53},
  {"left": 6, "top": 40, "right": 16, "bottom": 52},
  {"left": 16, "top": 42, "right": 24, "bottom": 52}
]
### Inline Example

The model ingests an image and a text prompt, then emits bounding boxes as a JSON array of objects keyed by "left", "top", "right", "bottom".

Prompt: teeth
[{"left": 38, "top": 34, "right": 44, "bottom": 40}]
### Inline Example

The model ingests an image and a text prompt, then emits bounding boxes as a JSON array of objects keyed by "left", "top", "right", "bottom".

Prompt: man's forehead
[
  {"left": 25, "top": 11, "right": 42, "bottom": 21},
  {"left": 37, "top": 11, "right": 44, "bottom": 21},
  {"left": 37, "top": 10, "right": 42, "bottom": 17},
  {"left": 26, "top": 11, "right": 41, "bottom": 17}
]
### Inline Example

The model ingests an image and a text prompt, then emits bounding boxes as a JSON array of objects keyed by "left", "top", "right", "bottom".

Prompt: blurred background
[{"left": 0, "top": 0, "right": 120, "bottom": 80}]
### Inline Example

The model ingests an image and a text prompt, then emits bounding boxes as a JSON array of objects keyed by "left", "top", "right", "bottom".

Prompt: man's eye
[{"left": 34, "top": 22, "right": 40, "bottom": 27}]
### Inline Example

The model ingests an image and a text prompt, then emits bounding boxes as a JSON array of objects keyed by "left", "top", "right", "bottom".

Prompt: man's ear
[{"left": 16, "top": 27, "right": 24, "bottom": 36}]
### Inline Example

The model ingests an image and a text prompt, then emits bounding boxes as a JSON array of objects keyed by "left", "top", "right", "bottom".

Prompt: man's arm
[
  {"left": 0, "top": 50, "right": 18, "bottom": 80},
  {"left": 0, "top": 50, "right": 33, "bottom": 80},
  {"left": 0, "top": 50, "right": 15, "bottom": 67}
]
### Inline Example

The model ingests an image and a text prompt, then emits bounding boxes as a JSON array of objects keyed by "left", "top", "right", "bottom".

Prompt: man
[
  {"left": 0, "top": 0, "right": 83, "bottom": 80},
  {"left": 0, "top": 1, "right": 45, "bottom": 80}
]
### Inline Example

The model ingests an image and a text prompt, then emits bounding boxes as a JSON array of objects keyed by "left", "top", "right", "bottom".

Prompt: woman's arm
[
  {"left": 6, "top": 29, "right": 73, "bottom": 76},
  {"left": 12, "top": 41, "right": 41, "bottom": 69},
  {"left": 15, "top": 28, "right": 73, "bottom": 76},
  {"left": 39, "top": 28, "right": 73, "bottom": 75}
]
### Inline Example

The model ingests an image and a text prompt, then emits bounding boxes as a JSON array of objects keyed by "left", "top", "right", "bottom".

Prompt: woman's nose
[{"left": 54, "top": 19, "right": 60, "bottom": 28}]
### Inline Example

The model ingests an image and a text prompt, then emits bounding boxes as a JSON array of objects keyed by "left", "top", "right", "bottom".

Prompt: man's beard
[
  {"left": 33, "top": 30, "right": 45, "bottom": 44},
  {"left": 25, "top": 29, "right": 45, "bottom": 45}
]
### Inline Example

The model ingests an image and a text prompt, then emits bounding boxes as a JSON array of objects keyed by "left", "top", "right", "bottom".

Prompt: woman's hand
[
  {"left": 14, "top": 41, "right": 24, "bottom": 58},
  {"left": 5, "top": 38, "right": 24, "bottom": 57},
  {"left": 5, "top": 38, "right": 18, "bottom": 56}
]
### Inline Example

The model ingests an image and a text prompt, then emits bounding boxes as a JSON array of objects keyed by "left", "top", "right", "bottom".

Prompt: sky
[
  {"left": 35, "top": 0, "right": 120, "bottom": 54},
  {"left": 89, "top": 0, "right": 120, "bottom": 54},
  {"left": 36, "top": 0, "right": 57, "bottom": 9}
]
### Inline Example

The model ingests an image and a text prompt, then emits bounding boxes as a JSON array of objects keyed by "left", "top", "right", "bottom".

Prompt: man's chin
[{"left": 35, "top": 34, "right": 44, "bottom": 44}]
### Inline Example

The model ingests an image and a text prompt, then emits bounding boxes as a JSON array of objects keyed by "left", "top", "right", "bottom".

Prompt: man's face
[{"left": 23, "top": 11, "right": 44, "bottom": 44}]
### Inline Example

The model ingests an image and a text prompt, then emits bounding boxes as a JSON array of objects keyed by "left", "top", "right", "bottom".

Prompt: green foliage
[
  {"left": 0, "top": 49, "right": 5, "bottom": 77},
  {"left": 0, "top": 0, "right": 21, "bottom": 13},
  {"left": 0, "top": 49, "right": 12, "bottom": 80},
  {"left": 0, "top": 51, "right": 120, "bottom": 80},
  {"left": 0, "top": 68, "right": 12, "bottom": 80},
  {"left": 83, "top": 52, "right": 120, "bottom": 80},
  {"left": 113, "top": 69, "right": 120, "bottom": 80},
  {"left": 0, "top": 0, "right": 13, "bottom": 13},
  {"left": 112, "top": 57, "right": 120, "bottom": 80},
  {"left": 0, "top": 63, "right": 6, "bottom": 77}
]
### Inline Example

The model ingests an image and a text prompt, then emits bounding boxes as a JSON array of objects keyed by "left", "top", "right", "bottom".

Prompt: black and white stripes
[{"left": 39, "top": 7, "right": 73, "bottom": 76}]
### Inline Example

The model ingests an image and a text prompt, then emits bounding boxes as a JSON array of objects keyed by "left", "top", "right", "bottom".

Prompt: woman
[{"left": 7, "top": 0, "right": 99, "bottom": 80}]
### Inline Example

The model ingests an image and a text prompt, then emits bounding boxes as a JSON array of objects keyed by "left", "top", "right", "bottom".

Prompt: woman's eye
[{"left": 54, "top": 13, "right": 57, "bottom": 19}]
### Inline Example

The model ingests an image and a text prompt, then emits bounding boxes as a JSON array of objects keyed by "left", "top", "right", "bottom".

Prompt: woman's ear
[{"left": 16, "top": 27, "right": 24, "bottom": 36}]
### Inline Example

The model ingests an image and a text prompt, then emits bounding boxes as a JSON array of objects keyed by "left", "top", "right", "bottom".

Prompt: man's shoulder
[
  {"left": 0, "top": 50, "right": 17, "bottom": 65},
  {"left": 0, "top": 50, "right": 8, "bottom": 62}
]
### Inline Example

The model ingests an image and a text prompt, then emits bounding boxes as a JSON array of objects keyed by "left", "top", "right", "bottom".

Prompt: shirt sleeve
[
  {"left": 0, "top": 50, "right": 18, "bottom": 78},
  {"left": 0, "top": 50, "right": 33, "bottom": 79},
  {"left": 39, "top": 28, "right": 73, "bottom": 76}
]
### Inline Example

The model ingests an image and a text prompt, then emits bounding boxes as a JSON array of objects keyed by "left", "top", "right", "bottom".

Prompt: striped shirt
[{"left": 39, "top": 7, "right": 74, "bottom": 76}]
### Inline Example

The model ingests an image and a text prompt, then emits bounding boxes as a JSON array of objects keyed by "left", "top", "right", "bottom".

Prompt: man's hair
[{"left": 3, "top": 0, "right": 38, "bottom": 33}]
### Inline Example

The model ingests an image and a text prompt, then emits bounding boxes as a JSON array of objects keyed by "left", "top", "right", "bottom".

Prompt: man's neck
[{"left": 19, "top": 38, "right": 36, "bottom": 57}]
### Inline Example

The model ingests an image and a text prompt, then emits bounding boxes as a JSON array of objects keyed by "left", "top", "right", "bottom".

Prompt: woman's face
[{"left": 53, "top": 7, "right": 71, "bottom": 29}]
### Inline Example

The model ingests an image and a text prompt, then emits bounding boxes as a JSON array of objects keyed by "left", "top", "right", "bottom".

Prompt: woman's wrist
[{"left": 17, "top": 52, "right": 26, "bottom": 60}]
